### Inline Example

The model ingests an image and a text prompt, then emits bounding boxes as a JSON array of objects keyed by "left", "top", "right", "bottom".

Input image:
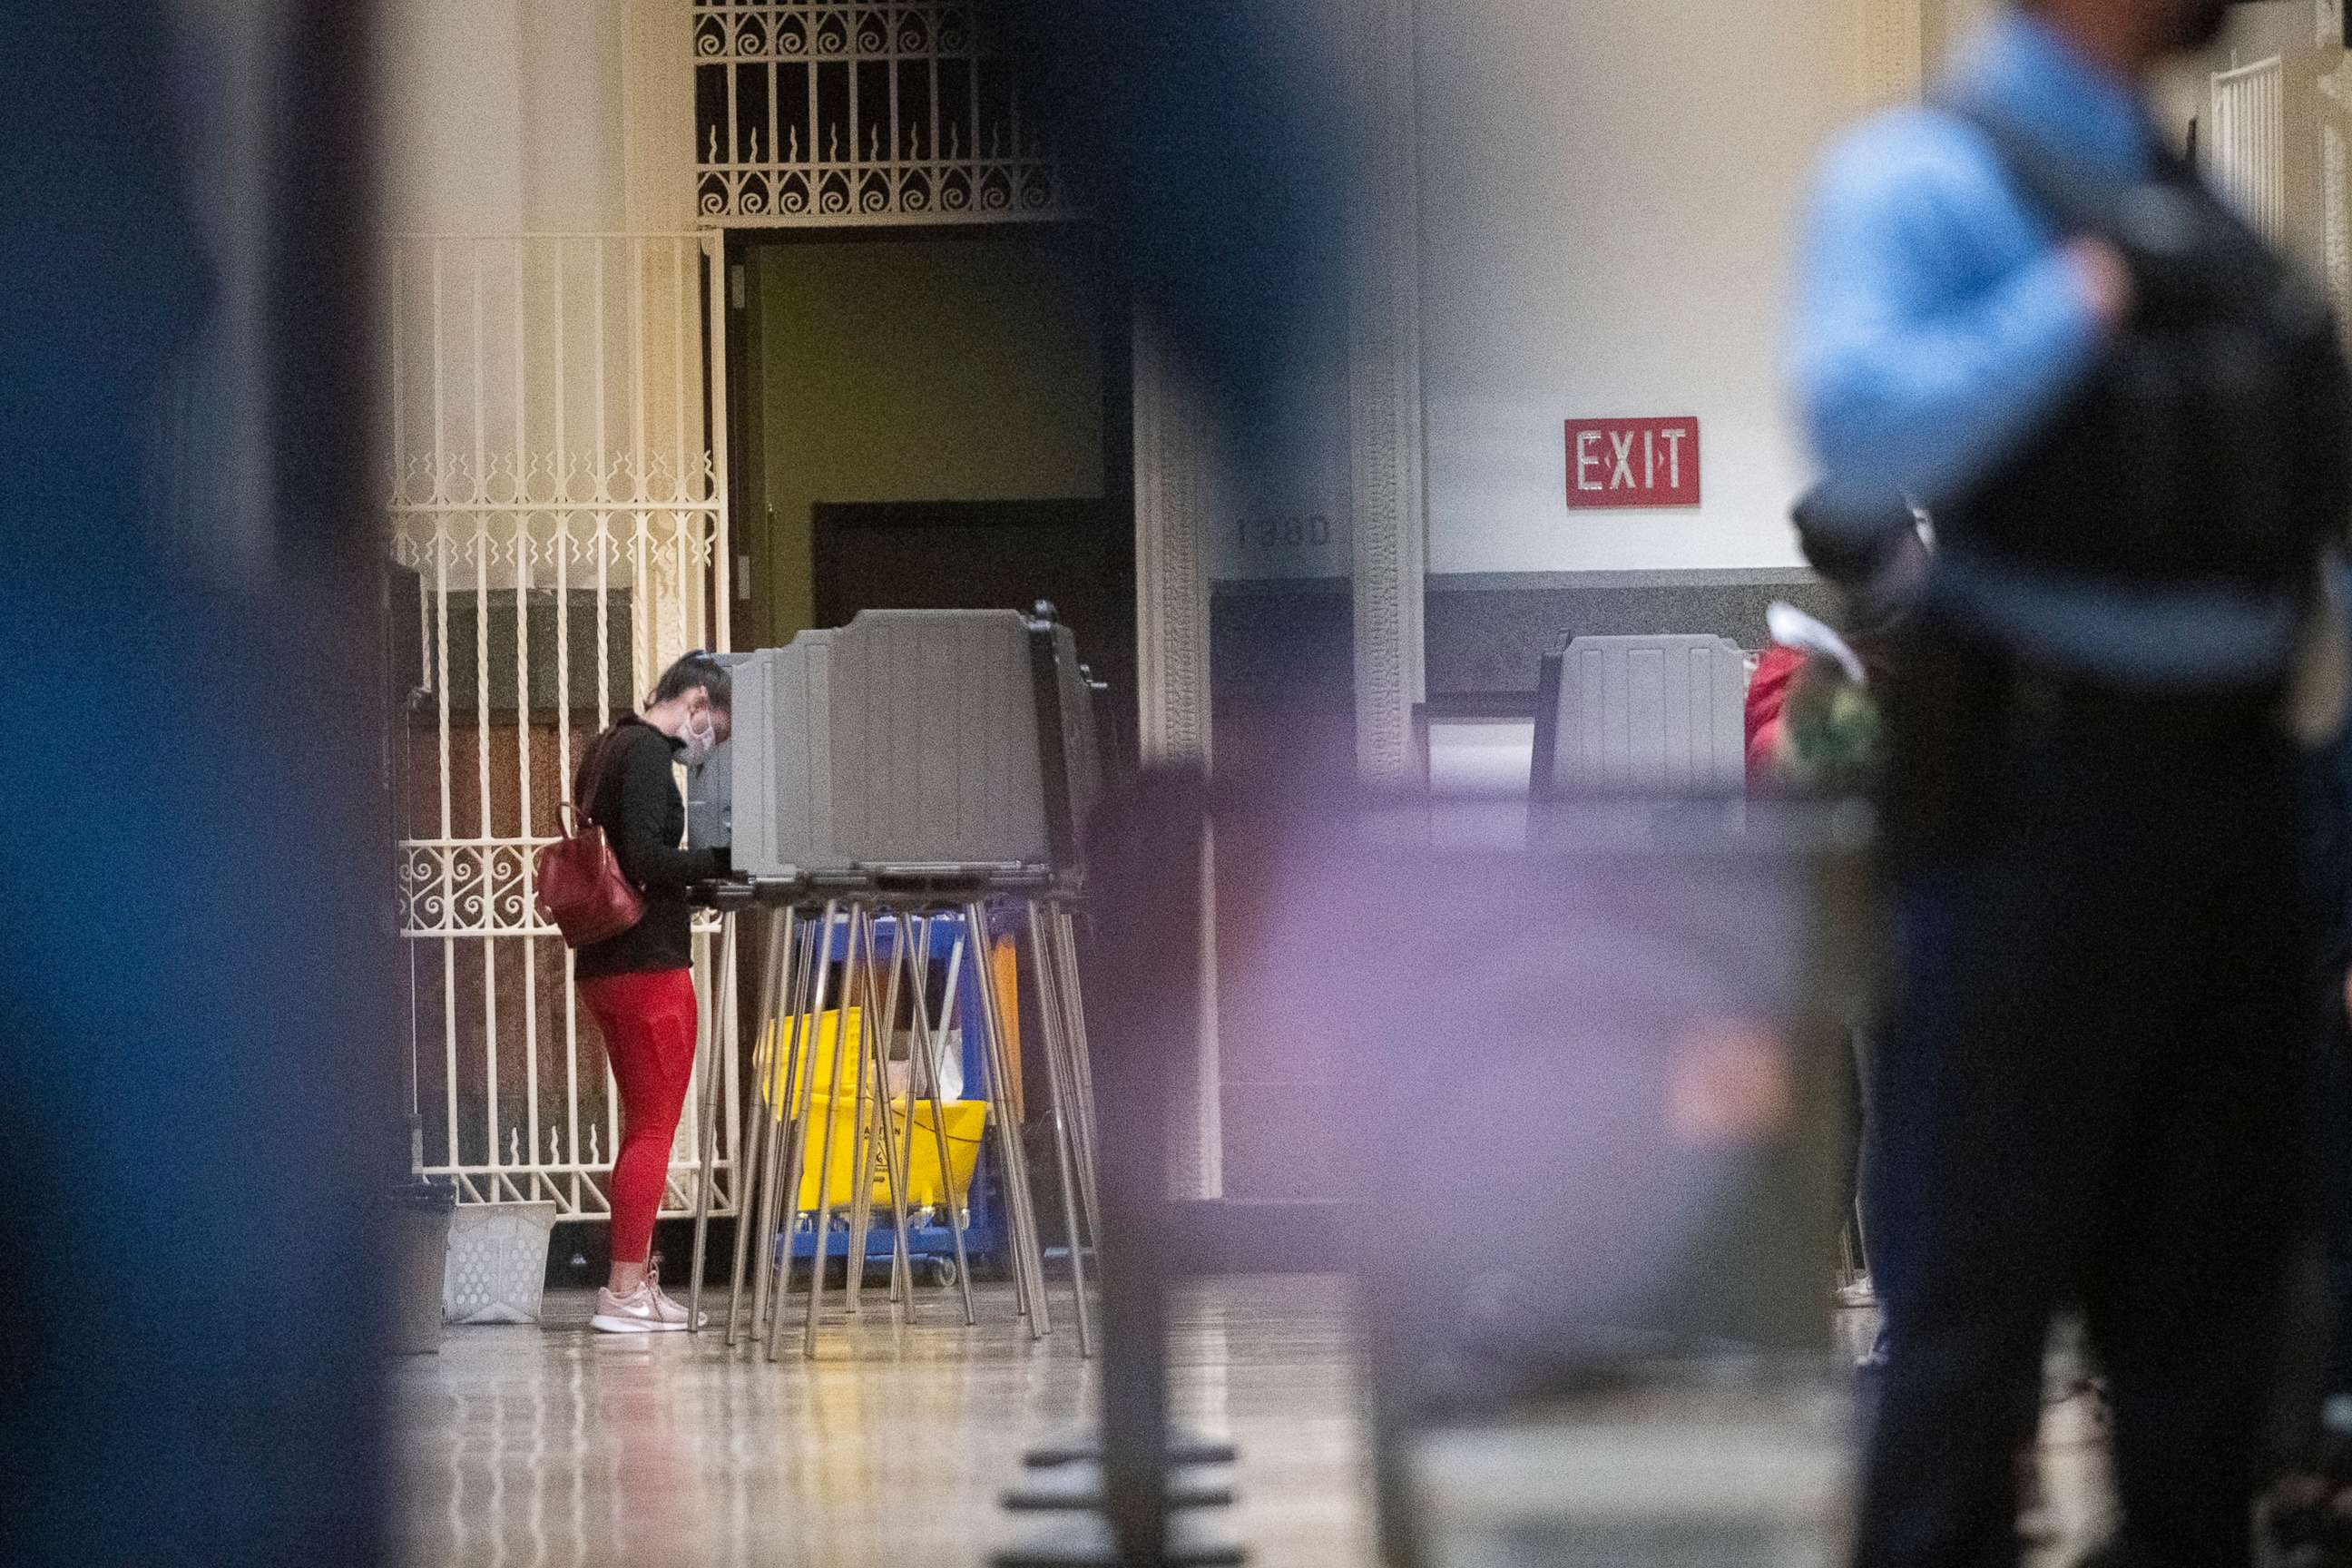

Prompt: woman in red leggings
[{"left": 574, "top": 652, "right": 732, "bottom": 1333}]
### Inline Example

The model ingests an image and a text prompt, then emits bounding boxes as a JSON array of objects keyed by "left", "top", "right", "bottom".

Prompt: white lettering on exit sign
[{"left": 1565, "top": 416, "right": 1700, "bottom": 510}]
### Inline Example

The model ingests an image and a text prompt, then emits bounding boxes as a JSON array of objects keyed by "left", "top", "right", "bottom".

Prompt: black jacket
[
  {"left": 574, "top": 716, "right": 729, "bottom": 979},
  {"left": 2304, "top": 720, "right": 2352, "bottom": 985}
]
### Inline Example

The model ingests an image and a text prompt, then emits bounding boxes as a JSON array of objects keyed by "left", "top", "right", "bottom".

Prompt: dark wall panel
[
  {"left": 1210, "top": 580, "right": 1354, "bottom": 1202},
  {"left": 416, "top": 588, "right": 637, "bottom": 716},
  {"left": 1426, "top": 568, "right": 1836, "bottom": 695}
]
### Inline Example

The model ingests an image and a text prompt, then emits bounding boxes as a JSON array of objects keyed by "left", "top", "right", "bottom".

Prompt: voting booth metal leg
[
  {"left": 841, "top": 901, "right": 881, "bottom": 1318},
  {"left": 1029, "top": 899, "right": 1094, "bottom": 1357},
  {"left": 969, "top": 910, "right": 1037, "bottom": 1328},
  {"left": 907, "top": 916, "right": 978, "bottom": 1325},
  {"left": 862, "top": 906, "right": 918, "bottom": 1311},
  {"left": 686, "top": 911, "right": 740, "bottom": 1333},
  {"left": 1047, "top": 904, "right": 1105, "bottom": 1251},
  {"left": 735, "top": 913, "right": 788, "bottom": 1347},
  {"left": 997, "top": 900, "right": 1059, "bottom": 1339},
  {"left": 843, "top": 903, "right": 916, "bottom": 1318},
  {"left": 770, "top": 912, "right": 828, "bottom": 1334},
  {"left": 743, "top": 921, "right": 818, "bottom": 1354},
  {"left": 968, "top": 899, "right": 1053, "bottom": 1341},
  {"left": 724, "top": 908, "right": 795, "bottom": 1347},
  {"left": 1044, "top": 904, "right": 1104, "bottom": 1260},
  {"left": 800, "top": 900, "right": 863, "bottom": 1359},
  {"left": 766, "top": 907, "right": 832, "bottom": 1363}
]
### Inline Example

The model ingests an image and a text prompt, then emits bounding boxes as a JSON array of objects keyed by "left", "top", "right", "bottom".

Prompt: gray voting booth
[
  {"left": 701, "top": 610, "right": 1100, "bottom": 878},
  {"left": 678, "top": 608, "right": 1108, "bottom": 1369},
  {"left": 686, "top": 650, "right": 756, "bottom": 854},
  {"left": 1531, "top": 633, "right": 1751, "bottom": 799}
]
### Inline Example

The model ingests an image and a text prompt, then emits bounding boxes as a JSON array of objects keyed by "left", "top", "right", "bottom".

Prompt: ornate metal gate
[
  {"left": 2211, "top": 54, "right": 2288, "bottom": 241},
  {"left": 387, "top": 231, "right": 738, "bottom": 1220},
  {"left": 693, "top": 0, "right": 1081, "bottom": 226}
]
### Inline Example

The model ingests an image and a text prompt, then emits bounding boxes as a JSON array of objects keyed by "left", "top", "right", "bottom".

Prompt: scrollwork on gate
[{"left": 693, "top": 0, "right": 1078, "bottom": 226}]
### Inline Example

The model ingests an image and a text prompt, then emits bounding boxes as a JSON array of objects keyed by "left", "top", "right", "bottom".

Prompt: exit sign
[{"left": 1565, "top": 416, "right": 1700, "bottom": 510}]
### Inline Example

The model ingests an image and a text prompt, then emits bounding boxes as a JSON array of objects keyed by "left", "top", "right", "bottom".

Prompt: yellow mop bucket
[
  {"left": 755, "top": 1007, "right": 987, "bottom": 1210},
  {"left": 759, "top": 1006, "right": 862, "bottom": 1105},
  {"left": 790, "top": 1095, "right": 989, "bottom": 1210}
]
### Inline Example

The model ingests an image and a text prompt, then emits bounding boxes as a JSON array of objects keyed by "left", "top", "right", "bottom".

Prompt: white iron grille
[
  {"left": 387, "top": 232, "right": 739, "bottom": 1221},
  {"left": 693, "top": 0, "right": 1080, "bottom": 225},
  {"left": 2210, "top": 55, "right": 2288, "bottom": 242}
]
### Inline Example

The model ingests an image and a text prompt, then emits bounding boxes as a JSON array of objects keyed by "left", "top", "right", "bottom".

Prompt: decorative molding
[
  {"left": 2324, "top": 33, "right": 2352, "bottom": 345},
  {"left": 1132, "top": 318, "right": 1212, "bottom": 768},
  {"left": 691, "top": 0, "right": 1080, "bottom": 226},
  {"left": 1862, "top": 0, "right": 1926, "bottom": 105},
  {"left": 2330, "top": 121, "right": 2352, "bottom": 347},
  {"left": 1346, "top": 0, "right": 1429, "bottom": 784},
  {"left": 1132, "top": 315, "right": 1221, "bottom": 1198}
]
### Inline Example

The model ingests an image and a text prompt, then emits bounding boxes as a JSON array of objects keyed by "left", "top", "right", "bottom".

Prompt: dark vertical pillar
[
  {"left": 1083, "top": 768, "right": 1210, "bottom": 1563},
  {"left": 0, "top": 4, "right": 397, "bottom": 1564}
]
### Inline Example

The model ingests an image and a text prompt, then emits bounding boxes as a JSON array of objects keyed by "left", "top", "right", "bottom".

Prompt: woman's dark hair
[{"left": 648, "top": 649, "right": 731, "bottom": 712}]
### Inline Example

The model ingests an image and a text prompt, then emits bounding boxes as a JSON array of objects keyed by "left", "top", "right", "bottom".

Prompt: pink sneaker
[{"left": 590, "top": 1278, "right": 687, "bottom": 1333}]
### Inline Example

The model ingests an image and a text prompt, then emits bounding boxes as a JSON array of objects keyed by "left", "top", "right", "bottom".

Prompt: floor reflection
[
  {"left": 397, "top": 1275, "right": 2115, "bottom": 1567},
  {"left": 398, "top": 1278, "right": 1149, "bottom": 1568}
]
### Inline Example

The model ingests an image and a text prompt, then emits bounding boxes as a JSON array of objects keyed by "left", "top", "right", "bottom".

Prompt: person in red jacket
[{"left": 1746, "top": 642, "right": 1806, "bottom": 785}]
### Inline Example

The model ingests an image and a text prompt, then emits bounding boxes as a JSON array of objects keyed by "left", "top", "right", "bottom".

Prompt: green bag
[{"left": 1773, "top": 659, "right": 1883, "bottom": 794}]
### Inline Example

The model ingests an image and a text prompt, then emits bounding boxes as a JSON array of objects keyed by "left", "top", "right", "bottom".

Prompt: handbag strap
[{"left": 569, "top": 726, "right": 624, "bottom": 831}]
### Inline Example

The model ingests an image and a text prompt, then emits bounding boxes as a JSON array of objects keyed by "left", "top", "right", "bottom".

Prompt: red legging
[{"left": 578, "top": 968, "right": 700, "bottom": 1268}]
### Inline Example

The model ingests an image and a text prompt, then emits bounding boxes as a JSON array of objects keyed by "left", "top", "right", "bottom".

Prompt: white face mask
[{"left": 680, "top": 711, "right": 719, "bottom": 767}]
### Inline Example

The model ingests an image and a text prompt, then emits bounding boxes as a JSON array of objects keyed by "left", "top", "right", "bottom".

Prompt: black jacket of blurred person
[
  {"left": 2, "top": 5, "right": 397, "bottom": 1566},
  {"left": 1790, "top": 5, "right": 2350, "bottom": 1564}
]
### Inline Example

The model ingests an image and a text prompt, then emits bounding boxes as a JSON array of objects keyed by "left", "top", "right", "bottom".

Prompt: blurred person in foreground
[
  {"left": 1748, "top": 593, "right": 1889, "bottom": 1366},
  {"left": 1789, "top": 2, "right": 2352, "bottom": 1564},
  {"left": 1749, "top": 492, "right": 1917, "bottom": 1389},
  {"left": 2278, "top": 701, "right": 2352, "bottom": 1562},
  {"left": 4, "top": 5, "right": 398, "bottom": 1564},
  {"left": 1769, "top": 493, "right": 2082, "bottom": 1542}
]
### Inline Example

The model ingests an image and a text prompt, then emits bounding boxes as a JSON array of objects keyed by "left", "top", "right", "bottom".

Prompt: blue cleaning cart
[{"left": 784, "top": 907, "right": 1012, "bottom": 1282}]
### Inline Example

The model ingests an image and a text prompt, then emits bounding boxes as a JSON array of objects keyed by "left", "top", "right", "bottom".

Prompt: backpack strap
[
  {"left": 570, "top": 726, "right": 624, "bottom": 828},
  {"left": 1935, "top": 94, "right": 2278, "bottom": 298},
  {"left": 1936, "top": 94, "right": 2130, "bottom": 239}
]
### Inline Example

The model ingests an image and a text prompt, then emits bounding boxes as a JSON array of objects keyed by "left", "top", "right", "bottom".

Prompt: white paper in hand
[{"left": 1765, "top": 602, "right": 1867, "bottom": 687}]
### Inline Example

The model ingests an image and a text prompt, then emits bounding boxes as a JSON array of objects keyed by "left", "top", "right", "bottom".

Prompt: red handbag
[{"left": 534, "top": 730, "right": 646, "bottom": 949}]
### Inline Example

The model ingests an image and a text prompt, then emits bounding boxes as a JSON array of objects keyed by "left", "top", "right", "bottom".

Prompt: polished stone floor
[
  {"left": 393, "top": 1275, "right": 2117, "bottom": 1567},
  {"left": 395, "top": 1274, "right": 1368, "bottom": 1568}
]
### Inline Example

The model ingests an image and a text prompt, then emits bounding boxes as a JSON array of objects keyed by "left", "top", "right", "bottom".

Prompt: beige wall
[
  {"left": 1416, "top": 0, "right": 1867, "bottom": 573},
  {"left": 751, "top": 233, "right": 1108, "bottom": 638},
  {"left": 378, "top": 0, "right": 713, "bottom": 671},
  {"left": 381, "top": 0, "right": 693, "bottom": 234},
  {"left": 1925, "top": 0, "right": 2004, "bottom": 71}
]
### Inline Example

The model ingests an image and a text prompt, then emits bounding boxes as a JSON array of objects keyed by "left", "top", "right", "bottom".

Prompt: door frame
[{"left": 719, "top": 221, "right": 1132, "bottom": 654}]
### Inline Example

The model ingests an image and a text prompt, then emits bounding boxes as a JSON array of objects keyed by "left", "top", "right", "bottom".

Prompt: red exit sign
[{"left": 1566, "top": 416, "right": 1700, "bottom": 509}]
